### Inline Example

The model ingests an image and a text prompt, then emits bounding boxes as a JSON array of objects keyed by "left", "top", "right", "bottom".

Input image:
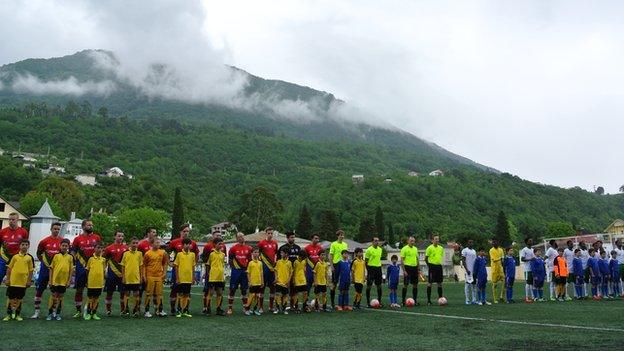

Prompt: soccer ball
[
  {"left": 308, "top": 299, "right": 316, "bottom": 308},
  {"left": 370, "top": 299, "right": 381, "bottom": 308},
  {"left": 405, "top": 298, "right": 415, "bottom": 307},
  {"left": 438, "top": 297, "right": 448, "bottom": 306}
]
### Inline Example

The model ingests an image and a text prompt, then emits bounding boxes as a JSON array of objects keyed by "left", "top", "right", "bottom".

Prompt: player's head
[
  {"left": 298, "top": 250, "right": 307, "bottom": 260},
  {"left": 478, "top": 248, "right": 485, "bottom": 256},
  {"left": 341, "top": 249, "right": 349, "bottom": 259},
  {"left": 252, "top": 247, "right": 260, "bottom": 259},
  {"left": 466, "top": 239, "right": 473, "bottom": 248},
  {"left": 432, "top": 235, "right": 440, "bottom": 245},
  {"left": 285, "top": 231, "right": 295, "bottom": 244},
  {"left": 236, "top": 232, "right": 245, "bottom": 244},
  {"left": 566, "top": 240, "right": 573, "bottom": 249},
  {"left": 408, "top": 236, "right": 415, "bottom": 246},
  {"left": 506, "top": 246, "right": 513, "bottom": 255},
  {"left": 336, "top": 230, "right": 344, "bottom": 241},
  {"left": 213, "top": 237, "right": 223, "bottom": 245},
  {"left": 279, "top": 248, "right": 289, "bottom": 259},
  {"left": 146, "top": 227, "right": 157, "bottom": 239},
  {"left": 151, "top": 238, "right": 161, "bottom": 250},
  {"left": 354, "top": 247, "right": 363, "bottom": 258},
  {"left": 491, "top": 238, "right": 499, "bottom": 247},
  {"left": 8, "top": 212, "right": 19, "bottom": 229},
  {"left": 114, "top": 230, "right": 124, "bottom": 243},
  {"left": 95, "top": 241, "right": 104, "bottom": 255},
  {"left": 533, "top": 247, "right": 542, "bottom": 256},
  {"left": 130, "top": 237, "right": 139, "bottom": 249},
  {"left": 391, "top": 254, "right": 398, "bottom": 263},
  {"left": 524, "top": 237, "right": 533, "bottom": 246},
  {"left": 372, "top": 237, "right": 380, "bottom": 247},
  {"left": 311, "top": 234, "right": 320, "bottom": 244},
  {"left": 579, "top": 240, "right": 587, "bottom": 249},
  {"left": 182, "top": 237, "right": 192, "bottom": 248},
  {"left": 212, "top": 231, "right": 222, "bottom": 241},
  {"left": 574, "top": 248, "right": 581, "bottom": 257},
  {"left": 615, "top": 239, "right": 622, "bottom": 248},
  {"left": 557, "top": 247, "right": 564, "bottom": 255},
  {"left": 19, "top": 238, "right": 29, "bottom": 252},
  {"left": 60, "top": 238, "right": 70, "bottom": 252},
  {"left": 595, "top": 240, "right": 603, "bottom": 247},
  {"left": 265, "top": 227, "right": 273, "bottom": 239},
  {"left": 50, "top": 222, "right": 62, "bottom": 236},
  {"left": 319, "top": 252, "right": 326, "bottom": 261},
  {"left": 179, "top": 224, "right": 191, "bottom": 238},
  {"left": 549, "top": 239, "right": 557, "bottom": 248},
  {"left": 588, "top": 248, "right": 595, "bottom": 255},
  {"left": 610, "top": 250, "right": 617, "bottom": 258},
  {"left": 82, "top": 219, "right": 94, "bottom": 234},
  {"left": 600, "top": 250, "right": 607, "bottom": 258}
]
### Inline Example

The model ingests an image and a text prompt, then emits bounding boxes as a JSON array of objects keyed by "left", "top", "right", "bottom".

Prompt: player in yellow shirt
[
  {"left": 142, "top": 238, "right": 169, "bottom": 318},
  {"left": 205, "top": 238, "right": 226, "bottom": 316},
  {"left": 351, "top": 248, "right": 366, "bottom": 309},
  {"left": 173, "top": 238, "right": 196, "bottom": 318},
  {"left": 48, "top": 239, "right": 74, "bottom": 320},
  {"left": 489, "top": 239, "right": 505, "bottom": 303},
  {"left": 121, "top": 238, "right": 144, "bottom": 317},
  {"left": 313, "top": 253, "right": 330, "bottom": 311},
  {"left": 293, "top": 251, "right": 308, "bottom": 313},
  {"left": 246, "top": 248, "right": 264, "bottom": 316},
  {"left": 274, "top": 249, "right": 293, "bottom": 314},
  {"left": 85, "top": 242, "right": 106, "bottom": 320},
  {"left": 3, "top": 239, "right": 33, "bottom": 321}
]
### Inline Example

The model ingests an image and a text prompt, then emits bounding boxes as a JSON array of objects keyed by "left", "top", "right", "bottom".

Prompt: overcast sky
[{"left": 1, "top": 0, "right": 623, "bottom": 193}]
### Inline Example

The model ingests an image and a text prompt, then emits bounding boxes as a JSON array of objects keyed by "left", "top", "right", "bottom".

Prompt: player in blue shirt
[
  {"left": 530, "top": 248, "right": 546, "bottom": 301},
  {"left": 474, "top": 248, "right": 490, "bottom": 305},
  {"left": 503, "top": 247, "right": 516, "bottom": 303},
  {"left": 386, "top": 255, "right": 400, "bottom": 307},
  {"left": 609, "top": 250, "right": 621, "bottom": 298},
  {"left": 587, "top": 248, "right": 601, "bottom": 299},
  {"left": 336, "top": 250, "right": 351, "bottom": 311},
  {"left": 599, "top": 251, "right": 611, "bottom": 299},
  {"left": 572, "top": 249, "right": 584, "bottom": 300}
]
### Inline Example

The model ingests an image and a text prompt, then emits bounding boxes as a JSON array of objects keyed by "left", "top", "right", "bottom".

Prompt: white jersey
[
  {"left": 615, "top": 247, "right": 624, "bottom": 264},
  {"left": 519, "top": 247, "right": 534, "bottom": 272},
  {"left": 563, "top": 248, "right": 575, "bottom": 273},
  {"left": 580, "top": 249, "right": 589, "bottom": 269},
  {"left": 545, "top": 247, "right": 558, "bottom": 272},
  {"left": 461, "top": 247, "right": 476, "bottom": 273}
]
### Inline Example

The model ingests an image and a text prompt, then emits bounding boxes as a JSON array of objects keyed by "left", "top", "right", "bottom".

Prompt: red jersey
[
  {"left": 37, "top": 235, "right": 63, "bottom": 267},
  {"left": 257, "top": 239, "right": 278, "bottom": 270},
  {"left": 304, "top": 243, "right": 324, "bottom": 267},
  {"left": 137, "top": 238, "right": 153, "bottom": 253},
  {"left": 228, "top": 243, "right": 253, "bottom": 270},
  {"left": 104, "top": 242, "right": 128, "bottom": 277},
  {"left": 0, "top": 226, "right": 29, "bottom": 261},
  {"left": 72, "top": 233, "right": 102, "bottom": 267},
  {"left": 201, "top": 240, "right": 226, "bottom": 263},
  {"left": 168, "top": 238, "right": 199, "bottom": 262}
]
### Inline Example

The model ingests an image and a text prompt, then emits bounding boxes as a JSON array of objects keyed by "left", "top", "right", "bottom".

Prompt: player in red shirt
[
  {"left": 31, "top": 222, "right": 63, "bottom": 318},
  {"left": 227, "top": 232, "right": 253, "bottom": 315},
  {"left": 257, "top": 227, "right": 278, "bottom": 312},
  {"left": 71, "top": 219, "right": 102, "bottom": 318},
  {"left": 0, "top": 212, "right": 29, "bottom": 283},
  {"left": 167, "top": 224, "right": 199, "bottom": 314},
  {"left": 304, "top": 234, "right": 324, "bottom": 304},
  {"left": 103, "top": 230, "right": 128, "bottom": 315},
  {"left": 201, "top": 231, "right": 226, "bottom": 314}
]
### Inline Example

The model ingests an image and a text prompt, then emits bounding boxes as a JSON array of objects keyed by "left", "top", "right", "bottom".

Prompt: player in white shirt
[
  {"left": 563, "top": 240, "right": 575, "bottom": 300},
  {"left": 519, "top": 238, "right": 535, "bottom": 303},
  {"left": 545, "top": 240, "right": 559, "bottom": 301},
  {"left": 461, "top": 239, "right": 477, "bottom": 305},
  {"left": 615, "top": 239, "right": 624, "bottom": 290},
  {"left": 578, "top": 241, "right": 590, "bottom": 297}
]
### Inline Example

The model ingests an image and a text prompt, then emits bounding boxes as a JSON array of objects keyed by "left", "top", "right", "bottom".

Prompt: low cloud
[{"left": 11, "top": 74, "right": 116, "bottom": 96}]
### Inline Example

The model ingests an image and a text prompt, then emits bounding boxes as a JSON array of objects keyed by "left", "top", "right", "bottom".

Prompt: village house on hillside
[
  {"left": 75, "top": 174, "right": 97, "bottom": 186},
  {"left": 428, "top": 169, "right": 444, "bottom": 177},
  {"left": 605, "top": 219, "right": 624, "bottom": 235},
  {"left": 100, "top": 167, "right": 133, "bottom": 179},
  {"left": 408, "top": 171, "right": 419, "bottom": 177},
  {"left": 352, "top": 174, "right": 364, "bottom": 184},
  {"left": 0, "top": 195, "right": 28, "bottom": 228}
]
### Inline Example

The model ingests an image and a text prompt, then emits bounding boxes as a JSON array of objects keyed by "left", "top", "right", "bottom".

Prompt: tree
[
  {"left": 316, "top": 210, "right": 340, "bottom": 241},
  {"left": 595, "top": 186, "right": 605, "bottom": 195},
  {"left": 91, "top": 212, "right": 117, "bottom": 244},
  {"left": 171, "top": 187, "right": 185, "bottom": 239},
  {"left": 115, "top": 207, "right": 169, "bottom": 239},
  {"left": 97, "top": 106, "right": 108, "bottom": 118},
  {"left": 386, "top": 221, "right": 395, "bottom": 247},
  {"left": 620, "top": 185, "right": 624, "bottom": 193},
  {"left": 296, "top": 204, "right": 313, "bottom": 239},
  {"left": 546, "top": 221, "right": 575, "bottom": 238},
  {"left": 19, "top": 191, "right": 63, "bottom": 218},
  {"left": 36, "top": 177, "right": 85, "bottom": 218},
  {"left": 493, "top": 211, "right": 512, "bottom": 247},
  {"left": 357, "top": 215, "right": 375, "bottom": 242},
  {"left": 374, "top": 206, "right": 385, "bottom": 239},
  {"left": 230, "top": 187, "right": 283, "bottom": 234}
]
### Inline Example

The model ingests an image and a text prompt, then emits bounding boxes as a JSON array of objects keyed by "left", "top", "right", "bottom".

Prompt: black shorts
[
  {"left": 177, "top": 283, "right": 192, "bottom": 295},
  {"left": 87, "top": 288, "right": 103, "bottom": 298},
  {"left": 208, "top": 281, "right": 225, "bottom": 289},
  {"left": 249, "top": 285, "right": 262, "bottom": 294},
  {"left": 332, "top": 263, "right": 340, "bottom": 284},
  {"left": 404, "top": 265, "right": 420, "bottom": 285},
  {"left": 50, "top": 285, "right": 67, "bottom": 294},
  {"left": 366, "top": 266, "right": 382, "bottom": 285},
  {"left": 6, "top": 286, "right": 26, "bottom": 299},
  {"left": 428, "top": 264, "right": 443, "bottom": 284},
  {"left": 314, "top": 285, "right": 327, "bottom": 294},
  {"left": 124, "top": 284, "right": 141, "bottom": 292},
  {"left": 295, "top": 285, "right": 307, "bottom": 293},
  {"left": 555, "top": 276, "right": 567, "bottom": 285},
  {"left": 354, "top": 283, "right": 363, "bottom": 293},
  {"left": 276, "top": 285, "right": 289, "bottom": 295}
]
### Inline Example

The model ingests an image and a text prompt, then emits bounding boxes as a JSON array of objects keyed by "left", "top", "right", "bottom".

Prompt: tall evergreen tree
[
  {"left": 357, "top": 216, "right": 376, "bottom": 242},
  {"left": 494, "top": 210, "right": 511, "bottom": 247},
  {"left": 171, "top": 187, "right": 185, "bottom": 239},
  {"left": 316, "top": 210, "right": 340, "bottom": 241},
  {"left": 230, "top": 187, "right": 283, "bottom": 233},
  {"left": 374, "top": 206, "right": 385, "bottom": 239},
  {"left": 296, "top": 204, "right": 313, "bottom": 239},
  {"left": 386, "top": 221, "right": 395, "bottom": 247}
]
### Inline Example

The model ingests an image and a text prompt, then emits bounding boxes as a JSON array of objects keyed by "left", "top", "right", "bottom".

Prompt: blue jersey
[
  {"left": 572, "top": 257, "right": 584, "bottom": 278},
  {"left": 610, "top": 259, "right": 621, "bottom": 280},
  {"left": 503, "top": 255, "right": 516, "bottom": 279},
  {"left": 531, "top": 257, "right": 546, "bottom": 281},
  {"left": 474, "top": 256, "right": 487, "bottom": 281},
  {"left": 336, "top": 260, "right": 351, "bottom": 285},
  {"left": 587, "top": 257, "right": 601, "bottom": 277},
  {"left": 386, "top": 264, "right": 400, "bottom": 287},
  {"left": 599, "top": 258, "right": 610, "bottom": 276}
]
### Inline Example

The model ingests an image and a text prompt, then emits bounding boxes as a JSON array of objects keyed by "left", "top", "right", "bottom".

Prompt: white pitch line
[{"left": 367, "top": 308, "right": 624, "bottom": 332}]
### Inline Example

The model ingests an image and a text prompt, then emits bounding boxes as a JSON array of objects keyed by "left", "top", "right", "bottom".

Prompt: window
[{"left": 0, "top": 202, "right": 5, "bottom": 212}]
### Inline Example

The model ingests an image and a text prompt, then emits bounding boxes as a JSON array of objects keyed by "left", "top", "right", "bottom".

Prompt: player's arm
[
  {"left": 36, "top": 240, "right": 46, "bottom": 262},
  {"left": 68, "top": 258, "right": 75, "bottom": 287}
]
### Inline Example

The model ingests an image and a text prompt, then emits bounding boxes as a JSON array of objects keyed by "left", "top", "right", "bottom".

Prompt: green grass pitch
[{"left": 1, "top": 283, "right": 623, "bottom": 350}]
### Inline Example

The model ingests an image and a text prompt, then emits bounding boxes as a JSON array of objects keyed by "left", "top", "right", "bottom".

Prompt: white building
[
  {"left": 28, "top": 199, "right": 60, "bottom": 258},
  {"left": 408, "top": 171, "right": 419, "bottom": 177},
  {"left": 0, "top": 195, "right": 28, "bottom": 228},
  {"left": 61, "top": 212, "right": 83, "bottom": 243},
  {"left": 352, "top": 174, "right": 364, "bottom": 185},
  {"left": 429, "top": 169, "right": 444, "bottom": 177},
  {"left": 102, "top": 167, "right": 124, "bottom": 177},
  {"left": 75, "top": 175, "right": 97, "bottom": 186}
]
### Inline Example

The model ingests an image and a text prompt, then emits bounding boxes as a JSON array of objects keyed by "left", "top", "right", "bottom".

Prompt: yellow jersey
[
  {"left": 174, "top": 250, "right": 196, "bottom": 284},
  {"left": 121, "top": 250, "right": 143, "bottom": 284},
  {"left": 351, "top": 258, "right": 366, "bottom": 284},
  {"left": 247, "top": 259, "right": 263, "bottom": 286},
  {"left": 293, "top": 259, "right": 307, "bottom": 286},
  {"left": 489, "top": 247, "right": 504, "bottom": 267},
  {"left": 143, "top": 249, "right": 168, "bottom": 278},
  {"left": 313, "top": 261, "right": 328, "bottom": 286},
  {"left": 275, "top": 258, "right": 292, "bottom": 287},
  {"left": 51, "top": 252, "right": 74, "bottom": 286},
  {"left": 86, "top": 255, "right": 106, "bottom": 289},
  {"left": 8, "top": 252, "right": 34, "bottom": 287},
  {"left": 208, "top": 250, "right": 225, "bottom": 282}
]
